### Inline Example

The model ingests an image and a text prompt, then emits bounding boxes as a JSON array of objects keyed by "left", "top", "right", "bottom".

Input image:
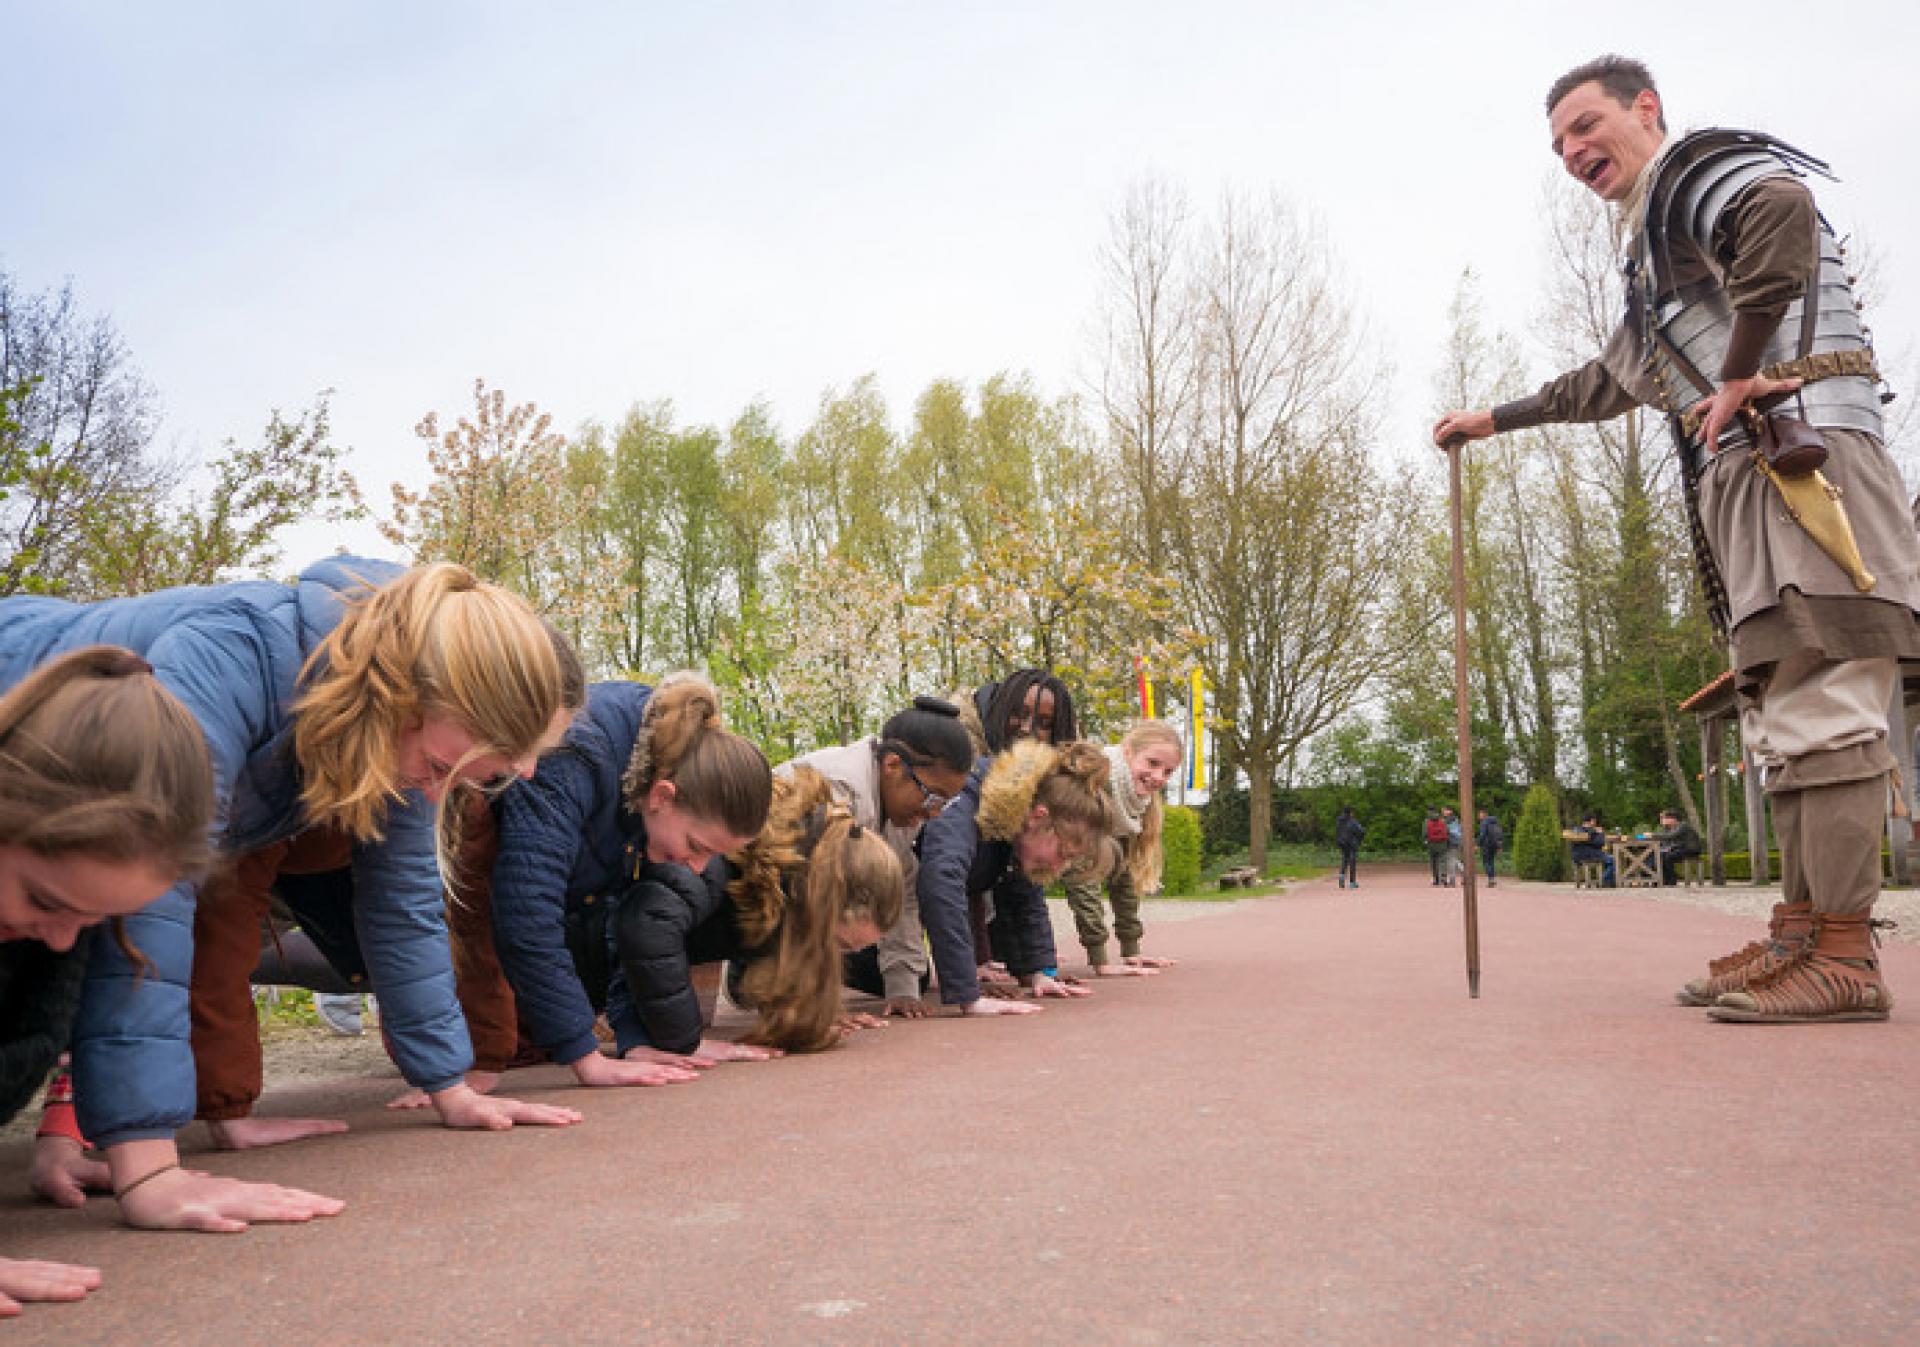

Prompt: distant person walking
[
  {"left": 1477, "top": 810, "right": 1503, "bottom": 886},
  {"left": 1334, "top": 807, "right": 1365, "bottom": 889},
  {"left": 1423, "top": 809, "right": 1449, "bottom": 887},
  {"left": 1443, "top": 808, "right": 1464, "bottom": 887}
]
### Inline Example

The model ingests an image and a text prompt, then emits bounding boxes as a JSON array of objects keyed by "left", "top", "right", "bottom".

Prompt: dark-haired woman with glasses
[{"left": 778, "top": 696, "right": 973, "bottom": 1017}]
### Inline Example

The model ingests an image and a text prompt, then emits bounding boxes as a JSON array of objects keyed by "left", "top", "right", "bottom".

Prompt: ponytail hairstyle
[
  {"left": 622, "top": 672, "right": 772, "bottom": 839},
  {"left": 292, "top": 563, "right": 570, "bottom": 843},
  {"left": 1117, "top": 720, "right": 1184, "bottom": 893},
  {"left": 874, "top": 694, "right": 974, "bottom": 775},
  {"left": 1, "top": 647, "right": 216, "bottom": 968},
  {"left": 0, "top": 646, "right": 214, "bottom": 876},
  {"left": 1031, "top": 740, "right": 1116, "bottom": 851},
  {"left": 980, "top": 668, "right": 1078, "bottom": 752},
  {"left": 729, "top": 765, "right": 903, "bottom": 1054}
]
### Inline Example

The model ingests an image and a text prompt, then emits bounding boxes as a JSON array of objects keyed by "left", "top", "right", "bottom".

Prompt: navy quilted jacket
[
  {"left": 489, "top": 680, "right": 651, "bottom": 1064},
  {"left": 915, "top": 757, "right": 1057, "bottom": 1005}
]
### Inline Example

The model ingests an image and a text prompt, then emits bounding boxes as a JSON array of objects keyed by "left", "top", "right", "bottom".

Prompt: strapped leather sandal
[
  {"left": 1709, "top": 913, "right": 1897, "bottom": 1024},
  {"left": 1675, "top": 902, "right": 1812, "bottom": 1006}
]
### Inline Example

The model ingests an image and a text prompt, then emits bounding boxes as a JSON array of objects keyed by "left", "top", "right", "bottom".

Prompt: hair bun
[{"left": 912, "top": 695, "right": 959, "bottom": 718}]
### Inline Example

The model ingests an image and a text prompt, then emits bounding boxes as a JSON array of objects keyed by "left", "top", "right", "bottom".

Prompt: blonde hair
[
  {"left": 1119, "top": 720, "right": 1184, "bottom": 893},
  {"left": 292, "top": 563, "right": 568, "bottom": 842},
  {"left": 622, "top": 672, "right": 772, "bottom": 839},
  {"left": 443, "top": 618, "right": 589, "bottom": 906},
  {"left": 729, "top": 766, "right": 903, "bottom": 1054}
]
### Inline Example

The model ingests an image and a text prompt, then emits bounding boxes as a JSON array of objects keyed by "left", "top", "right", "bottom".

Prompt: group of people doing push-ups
[{"left": 0, "top": 554, "right": 1187, "bottom": 1316}]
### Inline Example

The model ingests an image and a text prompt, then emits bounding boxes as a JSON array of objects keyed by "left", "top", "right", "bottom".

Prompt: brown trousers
[
  {"left": 1064, "top": 835, "right": 1143, "bottom": 966},
  {"left": 189, "top": 802, "right": 527, "bottom": 1121},
  {"left": 1745, "top": 656, "right": 1896, "bottom": 919},
  {"left": 190, "top": 828, "right": 356, "bottom": 1121}
]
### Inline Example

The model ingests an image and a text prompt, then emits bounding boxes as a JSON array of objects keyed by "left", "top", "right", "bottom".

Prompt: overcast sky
[{"left": 7, "top": 1, "right": 1916, "bottom": 565}]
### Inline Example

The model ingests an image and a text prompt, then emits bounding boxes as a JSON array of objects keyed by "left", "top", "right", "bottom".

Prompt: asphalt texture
[{"left": 4, "top": 866, "right": 1920, "bottom": 1345}]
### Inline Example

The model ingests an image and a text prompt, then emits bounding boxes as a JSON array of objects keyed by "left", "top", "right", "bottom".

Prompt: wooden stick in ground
[{"left": 1445, "top": 436, "right": 1483, "bottom": 998}]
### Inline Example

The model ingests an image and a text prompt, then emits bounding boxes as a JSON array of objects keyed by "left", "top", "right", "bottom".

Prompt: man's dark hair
[{"left": 1546, "top": 54, "right": 1666, "bottom": 131}]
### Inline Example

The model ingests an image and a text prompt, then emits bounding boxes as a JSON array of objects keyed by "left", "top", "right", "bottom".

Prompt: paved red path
[{"left": 5, "top": 866, "right": 1920, "bottom": 1345}]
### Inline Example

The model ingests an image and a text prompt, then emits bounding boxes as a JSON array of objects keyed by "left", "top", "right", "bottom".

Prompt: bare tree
[
  {"left": 0, "top": 272, "right": 170, "bottom": 593},
  {"left": 1102, "top": 188, "right": 1425, "bottom": 867}
]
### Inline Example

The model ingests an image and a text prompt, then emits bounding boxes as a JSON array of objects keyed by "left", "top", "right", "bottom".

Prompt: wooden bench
[{"left": 1219, "top": 866, "right": 1260, "bottom": 889}]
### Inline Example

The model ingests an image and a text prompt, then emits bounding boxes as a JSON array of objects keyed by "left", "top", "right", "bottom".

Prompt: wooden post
[
  {"left": 1704, "top": 713, "right": 1726, "bottom": 886},
  {"left": 1886, "top": 683, "right": 1914, "bottom": 886},
  {"left": 1444, "top": 440, "right": 1481, "bottom": 999}
]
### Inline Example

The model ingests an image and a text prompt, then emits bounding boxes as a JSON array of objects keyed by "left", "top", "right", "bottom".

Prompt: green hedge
[
  {"left": 1513, "top": 783, "right": 1567, "bottom": 882},
  {"left": 1161, "top": 805, "right": 1203, "bottom": 895}
]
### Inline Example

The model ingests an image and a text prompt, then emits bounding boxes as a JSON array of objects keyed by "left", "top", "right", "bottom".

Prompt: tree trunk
[{"left": 1248, "top": 759, "right": 1274, "bottom": 872}]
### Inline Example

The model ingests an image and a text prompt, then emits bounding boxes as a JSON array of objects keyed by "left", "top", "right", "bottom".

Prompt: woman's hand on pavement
[
  {"left": 961, "top": 996, "right": 1042, "bottom": 1017},
  {"left": 571, "top": 1051, "right": 698, "bottom": 1087},
  {"left": 206, "top": 1117, "right": 350, "bottom": 1150},
  {"left": 28, "top": 1137, "right": 110, "bottom": 1209},
  {"left": 1027, "top": 973, "right": 1093, "bottom": 999},
  {"left": 388, "top": 1069, "right": 502, "bottom": 1110},
  {"left": 116, "top": 1166, "right": 344, "bottom": 1234},
  {"left": 0, "top": 1255, "right": 102, "bottom": 1316},
  {"left": 430, "top": 1083, "right": 581, "bottom": 1131}
]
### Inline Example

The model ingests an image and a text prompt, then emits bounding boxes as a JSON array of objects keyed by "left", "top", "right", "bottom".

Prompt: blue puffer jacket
[
  {"left": 490, "top": 680, "right": 651, "bottom": 1064},
  {"left": 915, "top": 755, "right": 1058, "bottom": 1005},
  {"left": 0, "top": 556, "right": 473, "bottom": 1145}
]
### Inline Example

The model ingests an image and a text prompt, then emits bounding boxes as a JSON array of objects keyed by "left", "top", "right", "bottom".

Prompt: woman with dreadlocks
[
  {"left": 609, "top": 765, "right": 904, "bottom": 1061},
  {"left": 952, "top": 669, "right": 1080, "bottom": 988}
]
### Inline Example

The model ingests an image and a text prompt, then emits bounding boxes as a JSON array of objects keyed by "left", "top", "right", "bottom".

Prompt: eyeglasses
[{"left": 902, "top": 761, "right": 953, "bottom": 814}]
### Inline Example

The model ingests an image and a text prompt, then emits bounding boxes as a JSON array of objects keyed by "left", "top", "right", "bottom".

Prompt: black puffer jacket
[
  {"left": 1, "top": 932, "right": 89, "bottom": 1125},
  {"left": 607, "top": 860, "right": 743, "bottom": 1056}
]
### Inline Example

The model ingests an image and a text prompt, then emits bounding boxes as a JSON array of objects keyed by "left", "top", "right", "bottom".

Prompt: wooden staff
[{"left": 1444, "top": 435, "right": 1483, "bottom": 998}]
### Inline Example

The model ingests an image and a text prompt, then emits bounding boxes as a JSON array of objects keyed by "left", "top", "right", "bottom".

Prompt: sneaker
[{"left": 314, "top": 992, "right": 365, "bottom": 1037}]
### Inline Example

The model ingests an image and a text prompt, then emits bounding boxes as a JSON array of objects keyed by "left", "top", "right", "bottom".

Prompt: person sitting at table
[
  {"left": 1656, "top": 809, "right": 1703, "bottom": 886},
  {"left": 1570, "top": 814, "right": 1614, "bottom": 887}
]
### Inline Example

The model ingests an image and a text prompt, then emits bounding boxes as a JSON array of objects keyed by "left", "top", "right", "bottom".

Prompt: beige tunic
[{"left": 1493, "top": 177, "right": 1920, "bottom": 678}]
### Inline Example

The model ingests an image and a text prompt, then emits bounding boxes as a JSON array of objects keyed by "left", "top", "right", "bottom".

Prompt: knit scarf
[{"left": 1106, "top": 744, "right": 1148, "bottom": 839}]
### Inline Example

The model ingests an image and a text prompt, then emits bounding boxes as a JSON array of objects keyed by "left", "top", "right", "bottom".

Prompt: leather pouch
[{"left": 1748, "top": 408, "right": 1828, "bottom": 476}]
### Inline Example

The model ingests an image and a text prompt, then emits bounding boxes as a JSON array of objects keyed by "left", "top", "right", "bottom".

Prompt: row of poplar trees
[{"left": 13, "top": 177, "right": 1900, "bottom": 865}]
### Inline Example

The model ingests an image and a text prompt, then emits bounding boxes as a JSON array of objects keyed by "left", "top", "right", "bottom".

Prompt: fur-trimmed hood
[
  {"left": 951, "top": 686, "right": 992, "bottom": 758},
  {"left": 976, "top": 739, "right": 1058, "bottom": 842}
]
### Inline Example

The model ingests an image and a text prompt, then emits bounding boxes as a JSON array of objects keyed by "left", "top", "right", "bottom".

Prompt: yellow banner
[{"left": 1189, "top": 666, "right": 1206, "bottom": 790}]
